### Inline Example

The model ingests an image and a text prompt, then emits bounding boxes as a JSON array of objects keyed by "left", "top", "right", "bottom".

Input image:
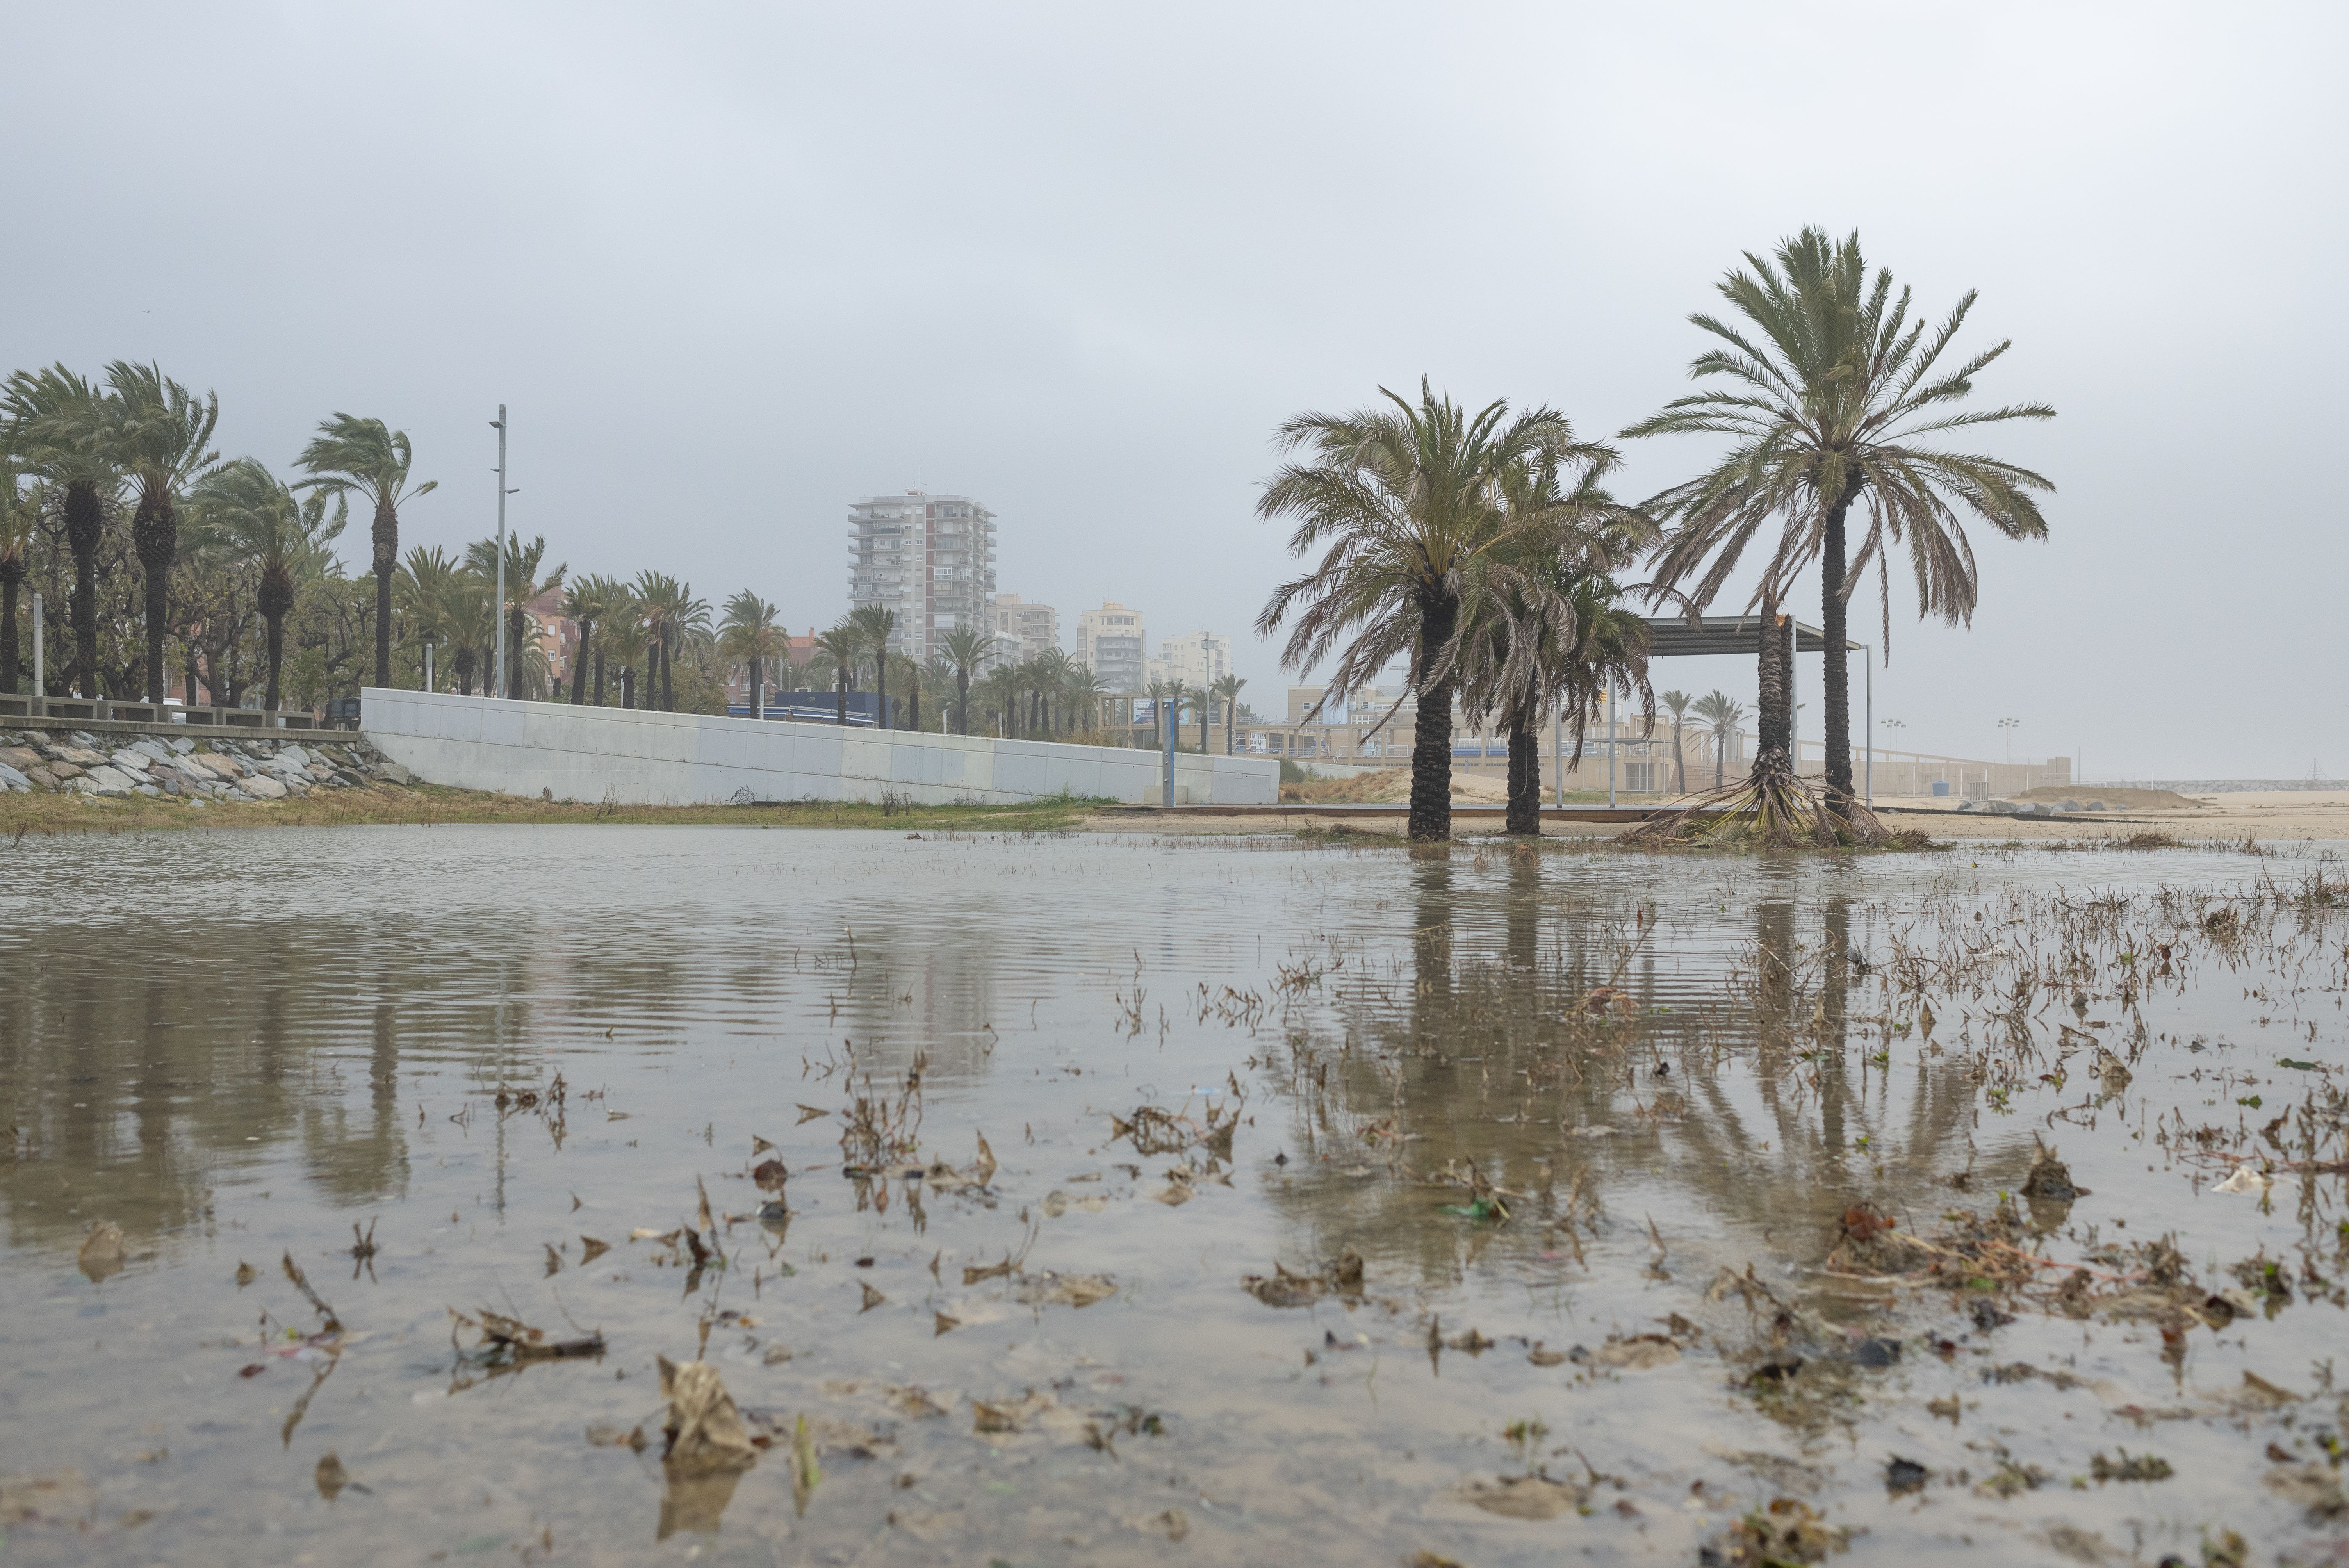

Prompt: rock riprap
[{"left": 0, "top": 727, "right": 419, "bottom": 804}]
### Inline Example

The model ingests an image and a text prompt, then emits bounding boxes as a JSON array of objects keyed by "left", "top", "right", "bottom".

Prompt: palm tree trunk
[
  {"left": 0, "top": 559, "right": 20, "bottom": 694},
  {"left": 835, "top": 667, "right": 848, "bottom": 726},
  {"left": 506, "top": 606, "right": 525, "bottom": 700},
  {"left": 593, "top": 647, "right": 605, "bottom": 705},
  {"left": 660, "top": 638, "right": 675, "bottom": 712},
  {"left": 1671, "top": 725, "right": 1686, "bottom": 794},
  {"left": 908, "top": 674, "right": 919, "bottom": 732},
  {"left": 263, "top": 614, "right": 285, "bottom": 713},
  {"left": 875, "top": 654, "right": 888, "bottom": 731},
  {"left": 1225, "top": 705, "right": 1234, "bottom": 755},
  {"left": 65, "top": 479, "right": 102, "bottom": 697},
  {"left": 749, "top": 656, "right": 762, "bottom": 720},
  {"left": 372, "top": 498, "right": 397, "bottom": 691},
  {"left": 620, "top": 665, "right": 633, "bottom": 708},
  {"left": 1505, "top": 717, "right": 1540, "bottom": 836},
  {"left": 1753, "top": 606, "right": 1792, "bottom": 782},
  {"left": 1714, "top": 726, "right": 1727, "bottom": 790},
  {"left": 572, "top": 622, "right": 593, "bottom": 704},
  {"left": 1407, "top": 585, "right": 1458, "bottom": 842},
  {"left": 182, "top": 641, "right": 198, "bottom": 709},
  {"left": 132, "top": 491, "right": 175, "bottom": 703},
  {"left": 1820, "top": 496, "right": 1855, "bottom": 815},
  {"left": 1198, "top": 698, "right": 1207, "bottom": 753}
]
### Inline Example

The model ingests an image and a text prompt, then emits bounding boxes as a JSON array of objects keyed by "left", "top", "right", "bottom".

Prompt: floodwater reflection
[{"left": 0, "top": 827, "right": 2342, "bottom": 1566}]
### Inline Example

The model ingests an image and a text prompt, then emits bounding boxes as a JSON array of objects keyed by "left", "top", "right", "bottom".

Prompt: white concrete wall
[{"left": 360, "top": 689, "right": 1279, "bottom": 807}]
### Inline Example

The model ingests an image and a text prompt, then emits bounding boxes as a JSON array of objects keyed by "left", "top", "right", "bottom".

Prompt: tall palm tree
[
  {"left": 194, "top": 459, "right": 346, "bottom": 713},
  {"left": 847, "top": 604, "right": 899, "bottom": 728},
  {"left": 975, "top": 660, "right": 1021, "bottom": 738},
  {"left": 441, "top": 572, "right": 497, "bottom": 697},
  {"left": 720, "top": 590, "right": 785, "bottom": 718},
  {"left": 1257, "top": 380, "right": 1583, "bottom": 842},
  {"left": 1067, "top": 662, "right": 1112, "bottom": 738},
  {"left": 297, "top": 415, "right": 437, "bottom": 691},
  {"left": 1212, "top": 673, "right": 1246, "bottom": 754},
  {"left": 5, "top": 365, "right": 121, "bottom": 696},
  {"left": 0, "top": 454, "right": 33, "bottom": 695},
  {"left": 467, "top": 534, "right": 565, "bottom": 700},
  {"left": 1549, "top": 573, "right": 1654, "bottom": 810},
  {"left": 1143, "top": 677, "right": 1175, "bottom": 748},
  {"left": 106, "top": 363, "right": 221, "bottom": 702},
  {"left": 1628, "top": 227, "right": 2054, "bottom": 833},
  {"left": 397, "top": 545, "right": 463, "bottom": 690},
  {"left": 1448, "top": 429, "right": 1654, "bottom": 834},
  {"left": 936, "top": 624, "right": 998, "bottom": 736},
  {"left": 561, "top": 576, "right": 615, "bottom": 705},
  {"left": 600, "top": 592, "right": 648, "bottom": 708},
  {"left": 1691, "top": 691, "right": 1745, "bottom": 791},
  {"left": 814, "top": 622, "right": 861, "bottom": 725},
  {"left": 633, "top": 572, "right": 708, "bottom": 712},
  {"left": 1659, "top": 689, "right": 1691, "bottom": 793}
]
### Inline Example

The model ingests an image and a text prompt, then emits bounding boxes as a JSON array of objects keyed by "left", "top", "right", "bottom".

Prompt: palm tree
[
  {"left": 720, "top": 590, "right": 785, "bottom": 718},
  {"left": 5, "top": 365, "right": 121, "bottom": 696},
  {"left": 632, "top": 572, "right": 708, "bottom": 712},
  {"left": 814, "top": 622, "right": 861, "bottom": 725},
  {"left": 106, "top": 363, "right": 222, "bottom": 702},
  {"left": 1143, "top": 678, "right": 1175, "bottom": 748},
  {"left": 975, "top": 660, "right": 1021, "bottom": 738},
  {"left": 397, "top": 545, "right": 463, "bottom": 691},
  {"left": 1257, "top": 380, "right": 1584, "bottom": 842},
  {"left": 0, "top": 453, "right": 33, "bottom": 695},
  {"left": 194, "top": 459, "right": 346, "bottom": 713},
  {"left": 1212, "top": 673, "right": 1246, "bottom": 754},
  {"left": 1447, "top": 429, "right": 1654, "bottom": 834},
  {"left": 560, "top": 576, "right": 612, "bottom": 704},
  {"left": 466, "top": 535, "right": 565, "bottom": 700},
  {"left": 1691, "top": 691, "right": 1745, "bottom": 791},
  {"left": 1550, "top": 573, "right": 1654, "bottom": 809},
  {"left": 296, "top": 415, "right": 436, "bottom": 691},
  {"left": 936, "top": 624, "right": 998, "bottom": 736},
  {"left": 1659, "top": 689, "right": 1691, "bottom": 793},
  {"left": 601, "top": 593, "right": 648, "bottom": 708},
  {"left": 848, "top": 605, "right": 899, "bottom": 728},
  {"left": 1067, "top": 662, "right": 1112, "bottom": 738},
  {"left": 441, "top": 572, "right": 497, "bottom": 696},
  {"left": 1628, "top": 228, "right": 2053, "bottom": 835}
]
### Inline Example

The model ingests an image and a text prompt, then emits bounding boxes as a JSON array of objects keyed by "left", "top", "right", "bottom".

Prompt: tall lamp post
[
  {"left": 488, "top": 407, "right": 519, "bottom": 701},
  {"left": 1998, "top": 716, "right": 2019, "bottom": 764}
]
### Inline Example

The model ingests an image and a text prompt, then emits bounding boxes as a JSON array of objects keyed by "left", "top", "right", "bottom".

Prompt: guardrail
[{"left": 0, "top": 694, "right": 359, "bottom": 731}]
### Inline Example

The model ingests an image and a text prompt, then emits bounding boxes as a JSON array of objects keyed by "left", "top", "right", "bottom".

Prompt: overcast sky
[{"left": 6, "top": 3, "right": 2341, "bottom": 778}]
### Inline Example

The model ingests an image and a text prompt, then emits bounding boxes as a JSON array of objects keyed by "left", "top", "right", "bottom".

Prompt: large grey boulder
[
  {"left": 242, "top": 775, "right": 288, "bottom": 800},
  {"left": 108, "top": 748, "right": 152, "bottom": 774},
  {"left": 83, "top": 765, "right": 136, "bottom": 795},
  {"left": 0, "top": 760, "right": 29, "bottom": 791}
]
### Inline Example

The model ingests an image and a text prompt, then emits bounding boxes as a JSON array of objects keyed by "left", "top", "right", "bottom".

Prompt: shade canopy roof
[{"left": 1640, "top": 615, "right": 1859, "bottom": 657}]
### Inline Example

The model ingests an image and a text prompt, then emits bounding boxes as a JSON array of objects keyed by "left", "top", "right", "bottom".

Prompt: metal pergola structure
[{"left": 1563, "top": 615, "right": 1875, "bottom": 807}]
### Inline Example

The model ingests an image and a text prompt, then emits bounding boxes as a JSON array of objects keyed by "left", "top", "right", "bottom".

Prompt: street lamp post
[
  {"left": 1998, "top": 716, "right": 2019, "bottom": 764},
  {"left": 490, "top": 407, "right": 509, "bottom": 702}
]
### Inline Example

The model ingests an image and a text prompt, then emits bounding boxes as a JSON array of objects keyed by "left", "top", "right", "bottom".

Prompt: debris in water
[
  {"left": 2019, "top": 1140, "right": 2084, "bottom": 1202},
  {"left": 658, "top": 1356, "right": 757, "bottom": 1473},
  {"left": 586, "top": 1423, "right": 648, "bottom": 1451},
  {"left": 859, "top": 1281, "right": 886, "bottom": 1312},
  {"left": 233, "top": 1260, "right": 257, "bottom": 1288},
  {"left": 1013, "top": 1272, "right": 1116, "bottom": 1308},
  {"left": 2088, "top": 1449, "right": 2173, "bottom": 1483},
  {"left": 78, "top": 1221, "right": 127, "bottom": 1283},
  {"left": 2209, "top": 1165, "right": 2271, "bottom": 1195},
  {"left": 1458, "top": 1474, "right": 1587, "bottom": 1519},
  {"left": 1241, "top": 1249, "right": 1365, "bottom": 1308},
  {"left": 1884, "top": 1456, "right": 1929, "bottom": 1494},
  {"left": 579, "top": 1236, "right": 611, "bottom": 1266},
  {"left": 449, "top": 1308, "right": 603, "bottom": 1361},
  {"left": 314, "top": 1451, "right": 350, "bottom": 1501}
]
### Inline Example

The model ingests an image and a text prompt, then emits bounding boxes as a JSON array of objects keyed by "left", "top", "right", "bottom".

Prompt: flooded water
[{"left": 2, "top": 827, "right": 2345, "bottom": 1566}]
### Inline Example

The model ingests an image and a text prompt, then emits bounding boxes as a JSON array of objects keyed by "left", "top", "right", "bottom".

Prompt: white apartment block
[
  {"left": 1147, "top": 630, "right": 1231, "bottom": 693},
  {"left": 1073, "top": 602, "right": 1148, "bottom": 692},
  {"left": 847, "top": 491, "right": 998, "bottom": 665},
  {"left": 989, "top": 594, "right": 1059, "bottom": 666}
]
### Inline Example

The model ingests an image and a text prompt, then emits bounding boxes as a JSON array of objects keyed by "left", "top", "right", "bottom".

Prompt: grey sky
[{"left": 7, "top": 3, "right": 2341, "bottom": 777}]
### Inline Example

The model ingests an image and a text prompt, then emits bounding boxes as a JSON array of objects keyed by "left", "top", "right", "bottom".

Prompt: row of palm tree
[{"left": 1259, "top": 227, "right": 2051, "bottom": 842}]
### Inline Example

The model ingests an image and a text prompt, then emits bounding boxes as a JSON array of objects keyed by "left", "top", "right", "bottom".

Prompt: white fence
[{"left": 359, "top": 689, "right": 1280, "bottom": 807}]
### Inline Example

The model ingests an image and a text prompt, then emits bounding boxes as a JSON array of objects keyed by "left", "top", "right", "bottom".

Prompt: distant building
[
  {"left": 1073, "top": 602, "right": 1147, "bottom": 692},
  {"left": 1147, "top": 630, "right": 1231, "bottom": 693},
  {"left": 989, "top": 594, "right": 1059, "bottom": 666},
  {"left": 847, "top": 491, "right": 998, "bottom": 665}
]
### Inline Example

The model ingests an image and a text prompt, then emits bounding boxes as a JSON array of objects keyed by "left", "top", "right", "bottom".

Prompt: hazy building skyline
[
  {"left": 988, "top": 594, "right": 1059, "bottom": 667},
  {"left": 846, "top": 491, "right": 996, "bottom": 666},
  {"left": 1074, "top": 602, "right": 1147, "bottom": 693}
]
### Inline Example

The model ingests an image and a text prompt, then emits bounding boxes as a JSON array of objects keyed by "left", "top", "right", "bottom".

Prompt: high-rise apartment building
[
  {"left": 847, "top": 492, "right": 997, "bottom": 665},
  {"left": 1073, "top": 602, "right": 1147, "bottom": 692},
  {"left": 1147, "top": 630, "right": 1231, "bottom": 692},
  {"left": 989, "top": 594, "right": 1059, "bottom": 666}
]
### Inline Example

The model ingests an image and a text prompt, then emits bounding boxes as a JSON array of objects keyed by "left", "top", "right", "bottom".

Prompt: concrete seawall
[{"left": 359, "top": 688, "right": 1280, "bottom": 807}]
